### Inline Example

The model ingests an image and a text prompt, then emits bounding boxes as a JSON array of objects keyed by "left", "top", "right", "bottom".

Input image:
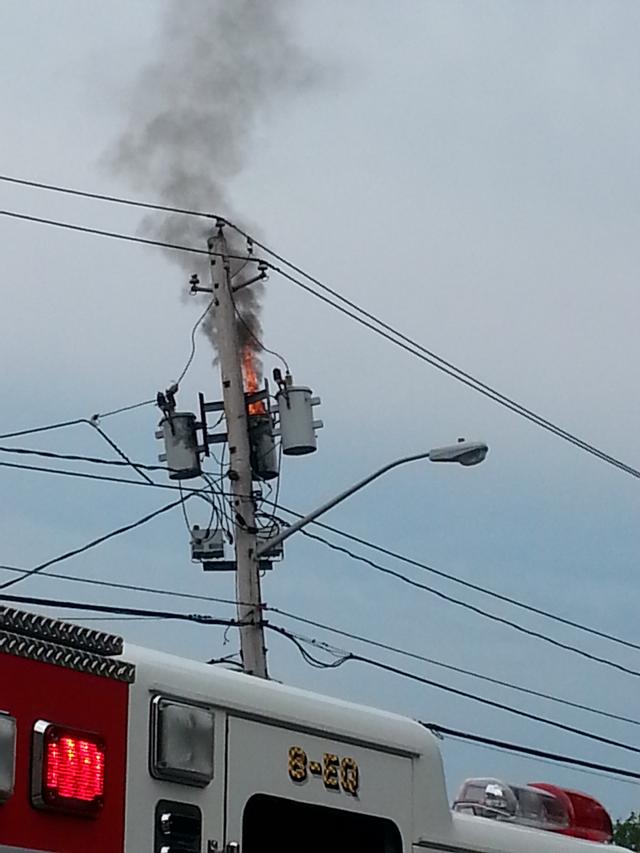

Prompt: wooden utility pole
[{"left": 208, "top": 230, "right": 268, "bottom": 679}]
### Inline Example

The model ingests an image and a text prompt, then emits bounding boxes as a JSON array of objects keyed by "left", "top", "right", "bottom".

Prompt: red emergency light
[
  {"left": 32, "top": 721, "right": 105, "bottom": 817},
  {"left": 529, "top": 783, "right": 613, "bottom": 844}
]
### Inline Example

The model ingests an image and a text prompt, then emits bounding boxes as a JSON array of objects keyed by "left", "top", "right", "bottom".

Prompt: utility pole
[{"left": 208, "top": 229, "right": 268, "bottom": 679}]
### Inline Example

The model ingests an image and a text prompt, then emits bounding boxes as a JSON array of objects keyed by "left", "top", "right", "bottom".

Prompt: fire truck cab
[{"left": 0, "top": 606, "right": 627, "bottom": 853}]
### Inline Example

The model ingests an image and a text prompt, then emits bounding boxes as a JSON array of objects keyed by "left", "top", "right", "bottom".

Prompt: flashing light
[
  {"left": 453, "top": 778, "right": 569, "bottom": 831},
  {"left": 32, "top": 721, "right": 105, "bottom": 817},
  {"left": 453, "top": 777, "right": 613, "bottom": 844},
  {"left": 530, "top": 783, "right": 613, "bottom": 843}
]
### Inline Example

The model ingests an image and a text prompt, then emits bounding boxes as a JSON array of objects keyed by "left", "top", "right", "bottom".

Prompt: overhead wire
[
  {"left": 0, "top": 553, "right": 634, "bottom": 729},
  {"left": 267, "top": 606, "right": 640, "bottom": 729},
  {"left": 2, "top": 179, "right": 638, "bottom": 481},
  {"left": 0, "top": 493, "right": 195, "bottom": 591},
  {"left": 0, "top": 454, "right": 638, "bottom": 676},
  {"left": 291, "top": 526, "right": 640, "bottom": 679},
  {"left": 269, "top": 625, "right": 640, "bottom": 757},
  {"left": 0, "top": 209, "right": 257, "bottom": 264},
  {"left": 1, "top": 443, "right": 633, "bottom": 655},
  {"left": 0, "top": 590, "right": 245, "bottom": 626},
  {"left": 1, "top": 544, "right": 638, "bottom": 764},
  {"left": 422, "top": 724, "right": 640, "bottom": 784},
  {"left": 176, "top": 296, "right": 216, "bottom": 386},
  {"left": 271, "top": 501, "right": 640, "bottom": 654},
  {"left": 235, "top": 249, "right": 640, "bottom": 482},
  {"left": 88, "top": 420, "right": 154, "bottom": 485}
]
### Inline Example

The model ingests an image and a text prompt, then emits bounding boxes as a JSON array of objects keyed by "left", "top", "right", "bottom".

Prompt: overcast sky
[{"left": 1, "top": 0, "right": 639, "bottom": 820}]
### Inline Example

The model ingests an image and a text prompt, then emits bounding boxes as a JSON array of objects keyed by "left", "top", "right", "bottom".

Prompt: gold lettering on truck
[{"left": 288, "top": 746, "right": 359, "bottom": 796}]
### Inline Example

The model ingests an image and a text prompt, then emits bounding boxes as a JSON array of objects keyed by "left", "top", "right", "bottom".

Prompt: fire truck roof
[{"left": 124, "top": 642, "right": 439, "bottom": 758}]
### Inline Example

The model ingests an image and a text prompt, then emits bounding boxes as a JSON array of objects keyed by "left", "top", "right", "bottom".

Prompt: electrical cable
[
  {"left": 1, "top": 447, "right": 634, "bottom": 655},
  {"left": 0, "top": 401, "right": 154, "bottom": 441},
  {"left": 0, "top": 494, "right": 195, "bottom": 591},
  {"left": 229, "top": 285, "right": 290, "bottom": 372},
  {"left": 0, "top": 417, "right": 88, "bottom": 441},
  {"left": 0, "top": 554, "right": 633, "bottom": 729},
  {"left": 7, "top": 437, "right": 633, "bottom": 661},
  {"left": 88, "top": 421, "right": 154, "bottom": 485},
  {"left": 422, "top": 723, "right": 640, "bottom": 783},
  {"left": 270, "top": 501, "right": 640, "bottom": 654},
  {"left": 0, "top": 449, "right": 202, "bottom": 478},
  {"left": 269, "top": 625, "right": 640, "bottom": 757},
  {"left": 1, "top": 454, "right": 637, "bottom": 675},
  {"left": 0, "top": 591, "right": 245, "bottom": 625},
  {"left": 0, "top": 173, "right": 221, "bottom": 221},
  {"left": 232, "top": 246, "right": 640, "bottom": 482},
  {"left": 0, "top": 562, "right": 241, "bottom": 607},
  {"left": 176, "top": 297, "right": 216, "bottom": 386},
  {"left": 0, "top": 209, "right": 258, "bottom": 264},
  {"left": 96, "top": 399, "right": 156, "bottom": 419},
  {"left": 267, "top": 606, "right": 640, "bottom": 729},
  {"left": 2, "top": 175, "right": 637, "bottom": 480},
  {"left": 294, "top": 526, "right": 640, "bottom": 679}
]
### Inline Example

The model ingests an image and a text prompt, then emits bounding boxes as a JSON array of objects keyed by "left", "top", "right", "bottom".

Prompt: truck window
[{"left": 243, "top": 793, "right": 403, "bottom": 852}]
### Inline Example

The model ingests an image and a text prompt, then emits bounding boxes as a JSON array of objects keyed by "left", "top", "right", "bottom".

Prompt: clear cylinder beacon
[{"left": 159, "top": 412, "right": 201, "bottom": 480}]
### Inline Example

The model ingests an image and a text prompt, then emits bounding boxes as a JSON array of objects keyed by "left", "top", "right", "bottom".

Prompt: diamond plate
[
  {"left": 0, "top": 607, "right": 123, "bottom": 656},
  {"left": 0, "top": 630, "right": 135, "bottom": 683}
]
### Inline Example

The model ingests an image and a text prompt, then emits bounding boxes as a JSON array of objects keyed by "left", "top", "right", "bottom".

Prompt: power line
[
  {"left": 96, "top": 399, "right": 155, "bottom": 418},
  {"left": 422, "top": 723, "right": 640, "bottom": 784},
  {"left": 0, "top": 494, "right": 194, "bottom": 591},
  {"left": 0, "top": 208, "right": 258, "bottom": 264},
  {"left": 176, "top": 297, "right": 216, "bottom": 386},
  {"left": 3, "top": 178, "right": 638, "bottom": 481},
  {"left": 0, "top": 417, "right": 89, "bottom": 441},
  {"left": 88, "top": 421, "right": 154, "bottom": 485},
  {"left": 231, "top": 237, "right": 640, "bottom": 482},
  {"left": 0, "top": 444, "right": 173, "bottom": 473},
  {"left": 1, "top": 454, "right": 637, "bottom": 675},
  {"left": 294, "top": 527, "right": 640, "bottom": 680},
  {"left": 0, "top": 555, "right": 634, "bottom": 730},
  {"left": 1, "top": 445, "right": 632, "bottom": 656},
  {"left": 0, "top": 590, "right": 243, "bottom": 626},
  {"left": 0, "top": 173, "right": 221, "bottom": 221},
  {"left": 268, "top": 607, "right": 640, "bottom": 729},
  {"left": 271, "top": 501, "right": 640, "bottom": 654},
  {"left": 270, "top": 625, "right": 640, "bottom": 757},
  {"left": 0, "top": 565, "right": 636, "bottom": 764},
  {"left": 0, "top": 399, "right": 155, "bottom": 441},
  {"left": 0, "top": 563, "right": 241, "bottom": 608}
]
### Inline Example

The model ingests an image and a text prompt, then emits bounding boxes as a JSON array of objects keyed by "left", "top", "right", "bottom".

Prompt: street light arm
[{"left": 255, "top": 452, "right": 431, "bottom": 557}]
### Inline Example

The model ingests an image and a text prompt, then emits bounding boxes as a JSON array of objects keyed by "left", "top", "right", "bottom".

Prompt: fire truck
[{"left": 0, "top": 606, "right": 625, "bottom": 853}]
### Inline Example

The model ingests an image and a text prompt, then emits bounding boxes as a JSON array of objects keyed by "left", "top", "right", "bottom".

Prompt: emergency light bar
[
  {"left": 32, "top": 720, "right": 106, "bottom": 817},
  {"left": 454, "top": 777, "right": 568, "bottom": 830},
  {"left": 453, "top": 777, "right": 613, "bottom": 843}
]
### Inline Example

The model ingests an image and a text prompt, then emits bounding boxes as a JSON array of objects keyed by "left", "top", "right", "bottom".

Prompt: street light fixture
[{"left": 256, "top": 438, "right": 488, "bottom": 557}]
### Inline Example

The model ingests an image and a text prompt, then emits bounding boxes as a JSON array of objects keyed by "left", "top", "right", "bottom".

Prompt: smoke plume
[{"left": 111, "top": 0, "right": 318, "bottom": 359}]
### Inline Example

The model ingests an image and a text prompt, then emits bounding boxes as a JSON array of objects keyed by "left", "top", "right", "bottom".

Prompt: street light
[{"left": 256, "top": 439, "right": 488, "bottom": 557}]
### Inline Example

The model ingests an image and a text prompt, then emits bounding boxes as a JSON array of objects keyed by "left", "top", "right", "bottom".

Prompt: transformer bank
[{"left": 0, "top": 607, "right": 624, "bottom": 853}]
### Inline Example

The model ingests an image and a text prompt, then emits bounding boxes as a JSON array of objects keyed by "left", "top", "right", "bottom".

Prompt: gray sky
[{"left": 1, "top": 0, "right": 639, "bottom": 820}]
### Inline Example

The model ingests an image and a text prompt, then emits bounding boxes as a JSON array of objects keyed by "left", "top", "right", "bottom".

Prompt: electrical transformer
[
  {"left": 275, "top": 383, "right": 323, "bottom": 456},
  {"left": 158, "top": 412, "right": 201, "bottom": 480}
]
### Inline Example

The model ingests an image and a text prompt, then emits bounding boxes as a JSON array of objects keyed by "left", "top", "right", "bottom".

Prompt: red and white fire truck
[{"left": 0, "top": 605, "right": 625, "bottom": 853}]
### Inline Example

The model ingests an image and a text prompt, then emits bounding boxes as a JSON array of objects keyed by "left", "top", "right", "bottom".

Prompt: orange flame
[{"left": 242, "top": 345, "right": 266, "bottom": 415}]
